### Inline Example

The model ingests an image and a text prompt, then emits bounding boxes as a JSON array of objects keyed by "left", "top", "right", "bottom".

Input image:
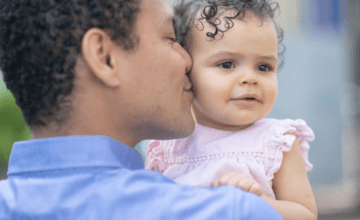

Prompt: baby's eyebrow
[
  {"left": 207, "top": 51, "right": 278, "bottom": 61},
  {"left": 207, "top": 51, "right": 240, "bottom": 60},
  {"left": 259, "top": 55, "right": 278, "bottom": 61}
]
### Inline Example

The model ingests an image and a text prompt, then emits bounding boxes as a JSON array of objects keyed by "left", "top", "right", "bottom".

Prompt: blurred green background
[{"left": 0, "top": 76, "right": 31, "bottom": 180}]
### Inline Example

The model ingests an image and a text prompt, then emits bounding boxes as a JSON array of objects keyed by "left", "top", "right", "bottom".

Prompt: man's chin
[
  {"left": 172, "top": 119, "right": 195, "bottom": 139},
  {"left": 153, "top": 118, "right": 195, "bottom": 140}
]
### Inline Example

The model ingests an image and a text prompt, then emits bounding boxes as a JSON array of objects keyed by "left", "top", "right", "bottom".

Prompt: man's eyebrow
[{"left": 163, "top": 15, "right": 175, "bottom": 27}]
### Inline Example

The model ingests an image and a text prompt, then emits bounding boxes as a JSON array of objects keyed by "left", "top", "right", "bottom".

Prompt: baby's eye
[
  {"left": 257, "top": 64, "right": 272, "bottom": 72},
  {"left": 218, "top": 61, "right": 234, "bottom": 69}
]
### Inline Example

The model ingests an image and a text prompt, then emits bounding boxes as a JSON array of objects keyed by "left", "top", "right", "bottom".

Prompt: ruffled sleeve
[
  {"left": 145, "top": 140, "right": 169, "bottom": 173},
  {"left": 264, "top": 119, "right": 314, "bottom": 180}
]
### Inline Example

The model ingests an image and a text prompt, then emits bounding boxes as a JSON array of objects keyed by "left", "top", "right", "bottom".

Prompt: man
[{"left": 0, "top": 0, "right": 283, "bottom": 219}]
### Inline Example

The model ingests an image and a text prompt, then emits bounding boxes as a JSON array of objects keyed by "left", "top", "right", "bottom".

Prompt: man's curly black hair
[
  {"left": 0, "top": 0, "right": 140, "bottom": 127},
  {"left": 173, "top": 0, "right": 285, "bottom": 69}
]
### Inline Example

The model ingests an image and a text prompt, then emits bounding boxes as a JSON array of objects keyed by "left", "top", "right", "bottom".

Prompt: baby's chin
[
  {"left": 191, "top": 107, "right": 265, "bottom": 131},
  {"left": 197, "top": 119, "right": 257, "bottom": 132},
  {"left": 221, "top": 122, "right": 256, "bottom": 132},
  {"left": 212, "top": 115, "right": 260, "bottom": 130}
]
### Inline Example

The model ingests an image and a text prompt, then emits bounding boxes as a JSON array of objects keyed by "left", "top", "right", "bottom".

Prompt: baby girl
[{"left": 146, "top": 0, "right": 317, "bottom": 219}]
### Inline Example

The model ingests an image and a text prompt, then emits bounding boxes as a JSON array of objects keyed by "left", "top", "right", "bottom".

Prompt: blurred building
[{"left": 270, "top": 0, "right": 360, "bottom": 216}]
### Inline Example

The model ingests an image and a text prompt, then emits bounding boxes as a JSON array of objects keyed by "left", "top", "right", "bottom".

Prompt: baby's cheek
[
  {"left": 264, "top": 83, "right": 278, "bottom": 103},
  {"left": 267, "top": 78, "right": 279, "bottom": 96}
]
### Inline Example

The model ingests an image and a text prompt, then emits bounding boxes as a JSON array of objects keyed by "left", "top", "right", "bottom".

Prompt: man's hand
[{"left": 210, "top": 172, "right": 263, "bottom": 196}]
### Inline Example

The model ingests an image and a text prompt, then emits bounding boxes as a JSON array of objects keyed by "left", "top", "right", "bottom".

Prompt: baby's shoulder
[
  {"left": 259, "top": 118, "right": 315, "bottom": 177},
  {"left": 248, "top": 118, "right": 290, "bottom": 138},
  {"left": 253, "top": 118, "right": 315, "bottom": 154},
  {"left": 255, "top": 118, "right": 313, "bottom": 137}
]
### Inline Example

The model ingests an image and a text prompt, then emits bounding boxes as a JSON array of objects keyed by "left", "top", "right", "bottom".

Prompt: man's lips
[
  {"left": 184, "top": 85, "right": 194, "bottom": 96},
  {"left": 184, "top": 79, "right": 194, "bottom": 101},
  {"left": 184, "top": 75, "right": 193, "bottom": 91},
  {"left": 184, "top": 89, "right": 195, "bottom": 104}
]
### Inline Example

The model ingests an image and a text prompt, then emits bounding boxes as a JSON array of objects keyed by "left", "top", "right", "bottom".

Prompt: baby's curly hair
[
  {"left": 0, "top": 0, "right": 140, "bottom": 127},
  {"left": 173, "top": 0, "right": 285, "bottom": 69}
]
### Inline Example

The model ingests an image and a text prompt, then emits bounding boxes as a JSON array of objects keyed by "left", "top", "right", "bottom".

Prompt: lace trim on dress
[
  {"left": 168, "top": 152, "right": 265, "bottom": 165},
  {"left": 145, "top": 140, "right": 169, "bottom": 173},
  {"left": 264, "top": 119, "right": 314, "bottom": 180}
]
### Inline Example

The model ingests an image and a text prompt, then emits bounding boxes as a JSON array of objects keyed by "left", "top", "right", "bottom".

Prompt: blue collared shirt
[{"left": 0, "top": 135, "right": 282, "bottom": 220}]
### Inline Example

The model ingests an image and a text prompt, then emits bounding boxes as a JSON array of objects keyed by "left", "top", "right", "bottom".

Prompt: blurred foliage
[{"left": 0, "top": 77, "right": 31, "bottom": 179}]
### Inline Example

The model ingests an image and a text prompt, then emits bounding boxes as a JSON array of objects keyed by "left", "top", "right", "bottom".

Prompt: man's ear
[{"left": 81, "top": 28, "right": 120, "bottom": 87}]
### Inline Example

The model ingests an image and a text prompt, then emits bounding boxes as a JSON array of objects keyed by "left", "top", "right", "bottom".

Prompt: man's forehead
[
  {"left": 149, "top": 0, "right": 169, "bottom": 9},
  {"left": 139, "top": 0, "right": 174, "bottom": 25}
]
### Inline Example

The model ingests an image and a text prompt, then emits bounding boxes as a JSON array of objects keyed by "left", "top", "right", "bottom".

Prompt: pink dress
[{"left": 146, "top": 118, "right": 314, "bottom": 199}]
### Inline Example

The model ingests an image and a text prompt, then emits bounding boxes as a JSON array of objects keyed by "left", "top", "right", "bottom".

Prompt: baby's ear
[{"left": 81, "top": 28, "right": 120, "bottom": 87}]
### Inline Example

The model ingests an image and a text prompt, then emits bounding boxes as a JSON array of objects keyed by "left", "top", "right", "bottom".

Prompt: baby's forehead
[
  {"left": 194, "top": 8, "right": 267, "bottom": 28},
  {"left": 191, "top": 8, "right": 272, "bottom": 41},
  {"left": 188, "top": 8, "right": 277, "bottom": 52}
]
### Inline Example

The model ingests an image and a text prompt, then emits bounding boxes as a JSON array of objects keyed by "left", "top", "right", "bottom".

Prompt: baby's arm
[
  {"left": 210, "top": 172, "right": 263, "bottom": 196},
  {"left": 261, "top": 133, "right": 317, "bottom": 220},
  {"left": 211, "top": 134, "right": 317, "bottom": 220}
]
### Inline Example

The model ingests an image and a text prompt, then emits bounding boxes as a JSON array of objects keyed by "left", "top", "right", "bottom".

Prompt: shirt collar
[{"left": 8, "top": 135, "right": 144, "bottom": 175}]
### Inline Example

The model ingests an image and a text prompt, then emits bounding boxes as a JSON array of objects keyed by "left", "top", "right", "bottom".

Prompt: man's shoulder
[
  {"left": 102, "top": 169, "right": 283, "bottom": 220},
  {"left": 68, "top": 168, "right": 239, "bottom": 219},
  {"left": 0, "top": 169, "right": 283, "bottom": 220},
  {"left": 0, "top": 179, "right": 12, "bottom": 219},
  {"left": 104, "top": 168, "right": 177, "bottom": 190}
]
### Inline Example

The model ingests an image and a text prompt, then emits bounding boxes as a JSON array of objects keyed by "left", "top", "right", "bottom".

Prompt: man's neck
[{"left": 30, "top": 119, "right": 140, "bottom": 148}]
